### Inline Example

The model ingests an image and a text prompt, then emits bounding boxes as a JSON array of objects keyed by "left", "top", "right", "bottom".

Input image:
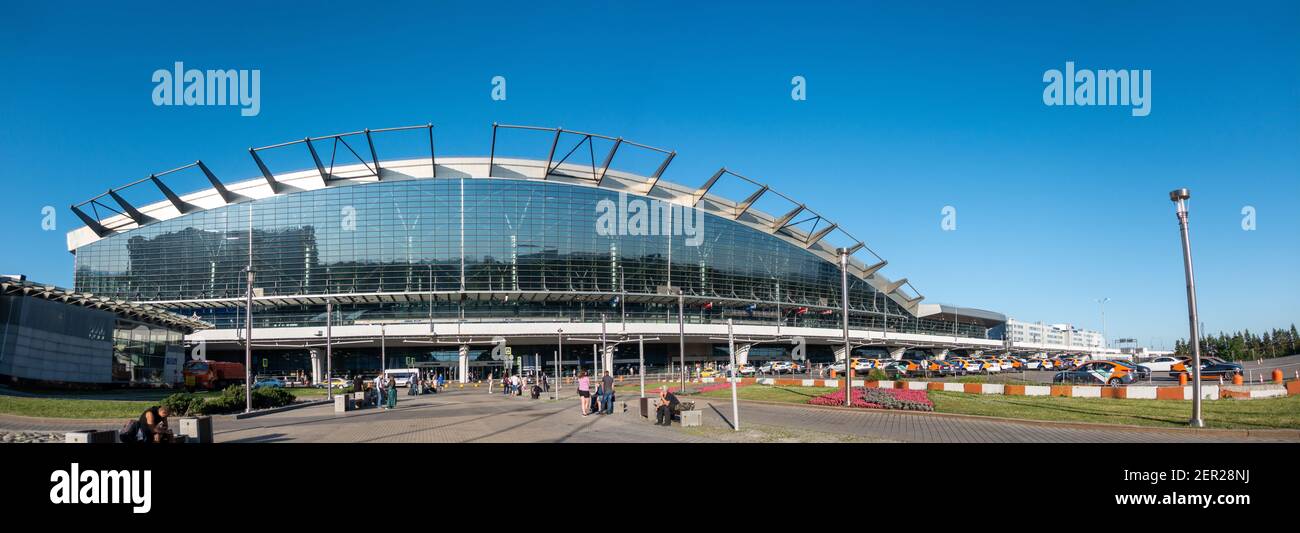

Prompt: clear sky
[{"left": 1, "top": 1, "right": 1296, "bottom": 348}]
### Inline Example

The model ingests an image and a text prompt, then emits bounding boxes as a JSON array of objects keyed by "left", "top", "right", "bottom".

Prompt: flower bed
[{"left": 808, "top": 387, "right": 934, "bottom": 411}]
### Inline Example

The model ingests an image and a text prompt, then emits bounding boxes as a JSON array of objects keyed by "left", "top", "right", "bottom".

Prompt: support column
[
  {"left": 458, "top": 344, "right": 469, "bottom": 384},
  {"left": 603, "top": 345, "right": 614, "bottom": 376},
  {"left": 309, "top": 349, "right": 322, "bottom": 385}
]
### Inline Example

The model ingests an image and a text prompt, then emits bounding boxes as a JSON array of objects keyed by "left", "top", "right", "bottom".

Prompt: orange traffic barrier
[
  {"left": 1178, "top": 372, "right": 1189, "bottom": 386},
  {"left": 1232, "top": 373, "right": 1243, "bottom": 385},
  {"left": 1273, "top": 369, "right": 1284, "bottom": 383},
  {"left": 829, "top": 370, "right": 837, "bottom": 378}
]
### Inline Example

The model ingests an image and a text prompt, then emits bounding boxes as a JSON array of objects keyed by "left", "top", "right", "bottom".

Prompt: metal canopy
[{"left": 0, "top": 277, "right": 211, "bottom": 333}]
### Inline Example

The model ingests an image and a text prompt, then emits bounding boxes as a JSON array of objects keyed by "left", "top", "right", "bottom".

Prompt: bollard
[
  {"left": 1178, "top": 372, "right": 1188, "bottom": 386},
  {"left": 177, "top": 416, "right": 214, "bottom": 443},
  {"left": 333, "top": 395, "right": 352, "bottom": 413},
  {"left": 1232, "top": 373, "right": 1243, "bottom": 386},
  {"left": 65, "top": 429, "right": 118, "bottom": 443},
  {"left": 1273, "top": 369, "right": 1284, "bottom": 384}
]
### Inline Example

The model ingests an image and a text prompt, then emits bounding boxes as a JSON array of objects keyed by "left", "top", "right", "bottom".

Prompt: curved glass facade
[{"left": 73, "top": 177, "right": 987, "bottom": 338}]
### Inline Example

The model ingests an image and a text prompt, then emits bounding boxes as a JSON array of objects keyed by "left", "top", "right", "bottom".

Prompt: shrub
[
  {"left": 866, "top": 368, "right": 889, "bottom": 381},
  {"left": 161, "top": 392, "right": 202, "bottom": 416},
  {"left": 180, "top": 385, "right": 298, "bottom": 415}
]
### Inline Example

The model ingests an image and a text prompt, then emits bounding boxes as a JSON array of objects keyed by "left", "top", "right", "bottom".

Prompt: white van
[{"left": 383, "top": 368, "right": 421, "bottom": 387}]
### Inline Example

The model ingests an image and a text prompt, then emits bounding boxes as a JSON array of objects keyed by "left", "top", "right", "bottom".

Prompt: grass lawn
[
  {"left": 929, "top": 391, "right": 1300, "bottom": 430},
  {"left": 0, "top": 395, "right": 151, "bottom": 419},
  {"left": 0, "top": 388, "right": 316, "bottom": 419},
  {"left": 692, "top": 385, "right": 839, "bottom": 403},
  {"left": 686, "top": 384, "right": 1300, "bottom": 430}
]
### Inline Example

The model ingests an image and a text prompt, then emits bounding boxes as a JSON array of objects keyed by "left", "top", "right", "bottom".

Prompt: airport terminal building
[{"left": 66, "top": 124, "right": 1012, "bottom": 383}]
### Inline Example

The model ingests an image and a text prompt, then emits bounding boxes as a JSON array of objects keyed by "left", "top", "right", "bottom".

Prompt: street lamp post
[
  {"left": 555, "top": 329, "right": 563, "bottom": 400},
  {"left": 326, "top": 301, "right": 334, "bottom": 401},
  {"left": 727, "top": 318, "right": 739, "bottom": 431},
  {"left": 839, "top": 248, "right": 852, "bottom": 407},
  {"left": 1170, "top": 188, "right": 1204, "bottom": 427},
  {"left": 1096, "top": 297, "right": 1110, "bottom": 350},
  {"left": 380, "top": 324, "right": 386, "bottom": 372},
  {"left": 244, "top": 264, "right": 254, "bottom": 414},
  {"left": 678, "top": 290, "right": 686, "bottom": 392},
  {"left": 638, "top": 335, "right": 646, "bottom": 399},
  {"left": 243, "top": 206, "right": 254, "bottom": 414}
]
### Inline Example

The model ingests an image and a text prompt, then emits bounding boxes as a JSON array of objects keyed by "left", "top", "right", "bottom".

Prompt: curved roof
[{"left": 67, "top": 124, "right": 927, "bottom": 313}]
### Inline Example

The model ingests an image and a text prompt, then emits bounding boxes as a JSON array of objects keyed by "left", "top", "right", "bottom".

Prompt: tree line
[{"left": 1173, "top": 324, "right": 1299, "bottom": 361}]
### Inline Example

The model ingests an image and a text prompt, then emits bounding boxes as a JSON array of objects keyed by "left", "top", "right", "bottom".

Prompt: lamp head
[{"left": 1169, "top": 188, "right": 1191, "bottom": 202}]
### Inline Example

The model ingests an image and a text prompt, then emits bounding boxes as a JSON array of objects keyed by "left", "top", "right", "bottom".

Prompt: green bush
[
  {"left": 161, "top": 392, "right": 203, "bottom": 416},
  {"left": 866, "top": 368, "right": 889, "bottom": 381},
  {"left": 172, "top": 385, "right": 299, "bottom": 415}
]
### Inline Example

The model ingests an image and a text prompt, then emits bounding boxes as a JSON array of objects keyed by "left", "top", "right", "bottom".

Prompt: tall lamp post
[
  {"left": 678, "top": 289, "right": 686, "bottom": 393},
  {"left": 1095, "top": 297, "right": 1110, "bottom": 351},
  {"left": 326, "top": 301, "right": 334, "bottom": 401},
  {"left": 555, "top": 328, "right": 563, "bottom": 400},
  {"left": 1170, "top": 188, "right": 1204, "bottom": 427},
  {"left": 838, "top": 248, "right": 852, "bottom": 407},
  {"left": 243, "top": 206, "right": 254, "bottom": 414}
]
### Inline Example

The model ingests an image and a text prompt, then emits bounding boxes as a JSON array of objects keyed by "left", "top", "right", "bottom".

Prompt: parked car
[
  {"left": 1139, "top": 356, "right": 1189, "bottom": 373},
  {"left": 1171, "top": 357, "right": 1243, "bottom": 380},
  {"left": 1110, "top": 360, "right": 1152, "bottom": 381},
  {"left": 252, "top": 377, "right": 285, "bottom": 389},
  {"left": 769, "top": 361, "right": 794, "bottom": 374},
  {"left": 945, "top": 358, "right": 971, "bottom": 376},
  {"left": 315, "top": 377, "right": 350, "bottom": 389},
  {"left": 1021, "top": 358, "right": 1052, "bottom": 371},
  {"left": 1052, "top": 360, "right": 1135, "bottom": 386}
]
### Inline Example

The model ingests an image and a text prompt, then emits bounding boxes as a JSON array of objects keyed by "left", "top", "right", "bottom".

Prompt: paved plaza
[{"left": 2, "top": 387, "right": 1296, "bottom": 443}]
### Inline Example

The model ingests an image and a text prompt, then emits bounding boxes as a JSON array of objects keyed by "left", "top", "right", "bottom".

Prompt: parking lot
[{"left": 727, "top": 353, "right": 1300, "bottom": 386}]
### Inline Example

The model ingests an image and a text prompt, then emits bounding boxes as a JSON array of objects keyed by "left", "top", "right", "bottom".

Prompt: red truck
[{"left": 182, "top": 360, "right": 246, "bottom": 391}]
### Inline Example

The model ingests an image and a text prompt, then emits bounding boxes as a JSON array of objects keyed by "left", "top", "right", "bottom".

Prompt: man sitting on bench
[{"left": 654, "top": 385, "right": 680, "bottom": 426}]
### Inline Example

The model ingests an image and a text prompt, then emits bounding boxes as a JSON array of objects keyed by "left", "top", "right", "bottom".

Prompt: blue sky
[{"left": 1, "top": 1, "right": 1296, "bottom": 348}]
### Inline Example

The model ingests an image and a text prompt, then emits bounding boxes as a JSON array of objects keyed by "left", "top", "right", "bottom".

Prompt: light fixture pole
[
  {"left": 638, "top": 335, "right": 646, "bottom": 399},
  {"left": 555, "top": 328, "right": 563, "bottom": 400},
  {"left": 1096, "top": 297, "right": 1110, "bottom": 350},
  {"left": 244, "top": 206, "right": 254, "bottom": 414},
  {"left": 1170, "top": 188, "right": 1204, "bottom": 427},
  {"left": 727, "top": 318, "right": 739, "bottom": 430},
  {"left": 678, "top": 289, "right": 686, "bottom": 392},
  {"left": 326, "top": 301, "right": 334, "bottom": 401},
  {"left": 380, "top": 324, "right": 387, "bottom": 372},
  {"left": 839, "top": 248, "right": 852, "bottom": 407}
]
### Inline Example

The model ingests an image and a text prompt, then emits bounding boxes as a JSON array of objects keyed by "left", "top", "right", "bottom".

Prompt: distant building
[
  {"left": 0, "top": 276, "right": 210, "bottom": 386},
  {"left": 991, "top": 319, "right": 1105, "bottom": 351}
]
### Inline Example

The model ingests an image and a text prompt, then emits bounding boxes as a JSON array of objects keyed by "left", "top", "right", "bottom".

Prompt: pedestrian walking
[
  {"left": 577, "top": 371, "right": 591, "bottom": 416},
  {"left": 487, "top": 372, "right": 495, "bottom": 394}
]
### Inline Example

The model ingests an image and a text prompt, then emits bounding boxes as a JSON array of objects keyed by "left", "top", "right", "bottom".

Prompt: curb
[{"left": 232, "top": 399, "right": 331, "bottom": 419}]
